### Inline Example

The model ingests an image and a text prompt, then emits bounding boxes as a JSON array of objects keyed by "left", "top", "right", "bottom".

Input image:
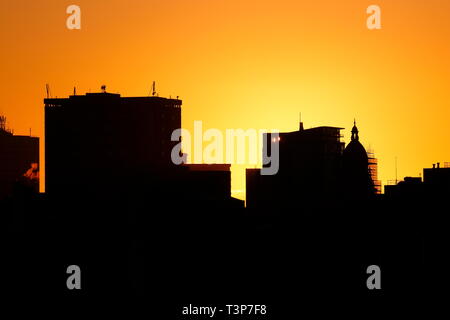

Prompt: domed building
[{"left": 342, "top": 120, "right": 375, "bottom": 200}]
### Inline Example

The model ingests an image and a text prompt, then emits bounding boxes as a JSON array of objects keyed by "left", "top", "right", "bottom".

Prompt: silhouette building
[
  {"left": 44, "top": 88, "right": 242, "bottom": 207},
  {"left": 181, "top": 163, "right": 243, "bottom": 208},
  {"left": 246, "top": 120, "right": 375, "bottom": 209},
  {"left": 45, "top": 90, "right": 182, "bottom": 194},
  {"left": 0, "top": 115, "right": 39, "bottom": 199},
  {"left": 183, "top": 164, "right": 231, "bottom": 199},
  {"left": 342, "top": 121, "right": 376, "bottom": 200},
  {"left": 247, "top": 122, "right": 345, "bottom": 209},
  {"left": 423, "top": 162, "right": 450, "bottom": 195},
  {"left": 385, "top": 162, "right": 450, "bottom": 204},
  {"left": 384, "top": 176, "right": 424, "bottom": 201}
]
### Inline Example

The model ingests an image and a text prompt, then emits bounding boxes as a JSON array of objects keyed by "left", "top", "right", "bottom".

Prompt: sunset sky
[{"left": 1, "top": 0, "right": 450, "bottom": 199}]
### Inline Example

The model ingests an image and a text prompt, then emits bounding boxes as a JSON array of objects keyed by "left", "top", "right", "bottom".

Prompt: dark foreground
[{"left": 2, "top": 193, "right": 445, "bottom": 317}]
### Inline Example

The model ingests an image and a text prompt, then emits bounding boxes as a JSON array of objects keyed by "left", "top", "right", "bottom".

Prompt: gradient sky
[{"left": 1, "top": 0, "right": 450, "bottom": 199}]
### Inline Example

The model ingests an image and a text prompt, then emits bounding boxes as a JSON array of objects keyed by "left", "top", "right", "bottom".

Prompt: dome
[
  {"left": 343, "top": 120, "right": 368, "bottom": 165},
  {"left": 343, "top": 139, "right": 368, "bottom": 165},
  {"left": 342, "top": 120, "right": 374, "bottom": 200}
]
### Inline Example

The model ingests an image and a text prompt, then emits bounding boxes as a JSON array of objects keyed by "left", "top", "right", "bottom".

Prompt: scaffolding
[
  {"left": 367, "top": 150, "right": 382, "bottom": 194},
  {"left": 0, "top": 115, "right": 6, "bottom": 130}
]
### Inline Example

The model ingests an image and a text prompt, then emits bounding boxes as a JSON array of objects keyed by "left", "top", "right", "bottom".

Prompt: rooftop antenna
[
  {"left": 395, "top": 156, "right": 398, "bottom": 184},
  {"left": 73, "top": 86, "right": 77, "bottom": 95},
  {"left": 152, "top": 81, "right": 156, "bottom": 96},
  {"left": 299, "top": 112, "right": 304, "bottom": 131},
  {"left": 45, "top": 84, "right": 51, "bottom": 99}
]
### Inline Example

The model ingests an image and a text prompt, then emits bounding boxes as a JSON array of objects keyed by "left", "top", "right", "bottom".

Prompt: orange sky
[{"left": 1, "top": 0, "right": 450, "bottom": 199}]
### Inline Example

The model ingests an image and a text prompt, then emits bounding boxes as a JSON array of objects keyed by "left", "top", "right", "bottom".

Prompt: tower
[
  {"left": 343, "top": 120, "right": 375, "bottom": 200},
  {"left": 351, "top": 119, "right": 359, "bottom": 141}
]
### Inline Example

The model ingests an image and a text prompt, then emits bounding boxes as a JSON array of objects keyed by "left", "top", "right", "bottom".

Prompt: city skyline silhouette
[
  {"left": 2, "top": 87, "right": 447, "bottom": 312},
  {"left": 2, "top": 0, "right": 449, "bottom": 314},
  {"left": 3, "top": 1, "right": 450, "bottom": 197}
]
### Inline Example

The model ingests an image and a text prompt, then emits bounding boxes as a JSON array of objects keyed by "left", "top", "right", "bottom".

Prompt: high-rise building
[
  {"left": 44, "top": 88, "right": 243, "bottom": 208},
  {"left": 247, "top": 122, "right": 345, "bottom": 209},
  {"left": 246, "top": 120, "right": 376, "bottom": 209},
  {"left": 44, "top": 90, "right": 181, "bottom": 194}
]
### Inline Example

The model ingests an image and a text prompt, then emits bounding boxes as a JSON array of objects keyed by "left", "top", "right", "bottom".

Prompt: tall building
[
  {"left": 0, "top": 116, "right": 39, "bottom": 199},
  {"left": 246, "top": 120, "right": 376, "bottom": 209},
  {"left": 247, "top": 122, "right": 345, "bottom": 209},
  {"left": 45, "top": 89, "right": 182, "bottom": 194},
  {"left": 44, "top": 88, "right": 243, "bottom": 207}
]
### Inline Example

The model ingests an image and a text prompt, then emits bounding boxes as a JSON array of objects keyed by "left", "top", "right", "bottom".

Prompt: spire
[{"left": 351, "top": 119, "right": 359, "bottom": 141}]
